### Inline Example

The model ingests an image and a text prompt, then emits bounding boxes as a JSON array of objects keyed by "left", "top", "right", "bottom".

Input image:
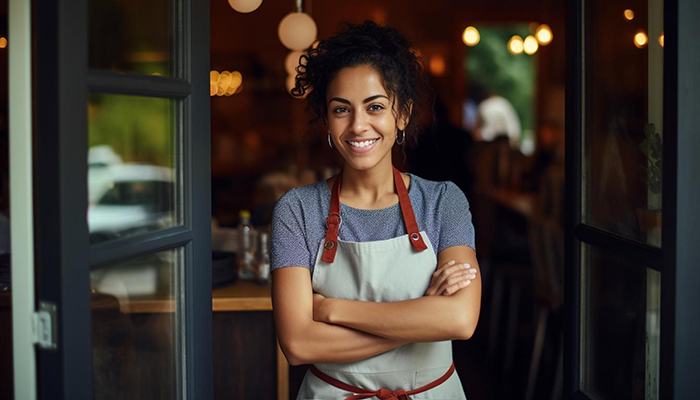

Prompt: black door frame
[
  {"left": 564, "top": 0, "right": 700, "bottom": 398},
  {"left": 34, "top": 0, "right": 212, "bottom": 398}
]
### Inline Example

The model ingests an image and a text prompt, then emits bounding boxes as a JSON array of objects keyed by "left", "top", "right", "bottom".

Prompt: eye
[
  {"left": 368, "top": 104, "right": 385, "bottom": 112},
  {"left": 333, "top": 107, "right": 349, "bottom": 114}
]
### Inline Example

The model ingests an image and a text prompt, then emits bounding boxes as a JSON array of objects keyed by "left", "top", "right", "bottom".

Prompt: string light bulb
[
  {"left": 535, "top": 24, "right": 553, "bottom": 45},
  {"left": 210, "top": 70, "right": 243, "bottom": 97},
  {"left": 462, "top": 26, "right": 480, "bottom": 46},
  {"left": 634, "top": 30, "right": 648, "bottom": 48},
  {"left": 524, "top": 35, "right": 539, "bottom": 55},
  {"left": 508, "top": 35, "right": 524, "bottom": 54},
  {"left": 624, "top": 9, "right": 635, "bottom": 20}
]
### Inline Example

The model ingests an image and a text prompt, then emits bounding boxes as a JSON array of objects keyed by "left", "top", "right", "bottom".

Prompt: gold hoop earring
[
  {"left": 327, "top": 133, "right": 334, "bottom": 148},
  {"left": 396, "top": 130, "right": 406, "bottom": 145}
]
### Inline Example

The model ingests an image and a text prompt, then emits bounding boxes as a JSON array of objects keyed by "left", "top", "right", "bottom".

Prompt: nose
[{"left": 349, "top": 109, "right": 369, "bottom": 134}]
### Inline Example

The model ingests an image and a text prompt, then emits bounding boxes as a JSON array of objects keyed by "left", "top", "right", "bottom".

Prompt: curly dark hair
[{"left": 292, "top": 21, "right": 433, "bottom": 147}]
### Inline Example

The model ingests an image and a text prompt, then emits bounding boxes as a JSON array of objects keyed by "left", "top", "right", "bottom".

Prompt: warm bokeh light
[
  {"left": 535, "top": 24, "right": 553, "bottom": 45},
  {"left": 508, "top": 35, "right": 524, "bottom": 54},
  {"left": 659, "top": 32, "right": 665, "bottom": 47},
  {"left": 634, "top": 30, "right": 649, "bottom": 48},
  {"left": 0, "top": 37, "right": 7, "bottom": 49},
  {"left": 278, "top": 12, "right": 317, "bottom": 51},
  {"left": 429, "top": 55, "right": 446, "bottom": 76},
  {"left": 624, "top": 9, "right": 635, "bottom": 20},
  {"left": 227, "top": 0, "right": 263, "bottom": 14},
  {"left": 462, "top": 26, "right": 480, "bottom": 46},
  {"left": 210, "top": 70, "right": 243, "bottom": 97},
  {"left": 524, "top": 35, "right": 539, "bottom": 55}
]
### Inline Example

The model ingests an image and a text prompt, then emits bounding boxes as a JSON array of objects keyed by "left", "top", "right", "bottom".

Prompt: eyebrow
[{"left": 328, "top": 94, "right": 389, "bottom": 105}]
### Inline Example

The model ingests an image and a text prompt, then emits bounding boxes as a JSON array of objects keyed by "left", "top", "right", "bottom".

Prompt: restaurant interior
[
  {"left": 206, "top": 0, "right": 565, "bottom": 398},
  {"left": 0, "top": 0, "right": 669, "bottom": 398}
]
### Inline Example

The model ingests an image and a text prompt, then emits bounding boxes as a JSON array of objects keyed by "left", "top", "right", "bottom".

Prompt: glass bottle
[
  {"left": 237, "top": 210, "right": 255, "bottom": 280},
  {"left": 256, "top": 232, "right": 271, "bottom": 285}
]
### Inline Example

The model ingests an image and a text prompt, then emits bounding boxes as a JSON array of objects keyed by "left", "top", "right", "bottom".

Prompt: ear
[{"left": 397, "top": 100, "right": 414, "bottom": 131}]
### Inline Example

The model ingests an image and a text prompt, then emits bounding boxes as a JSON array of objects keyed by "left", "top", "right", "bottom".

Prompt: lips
[{"left": 346, "top": 138, "right": 379, "bottom": 153}]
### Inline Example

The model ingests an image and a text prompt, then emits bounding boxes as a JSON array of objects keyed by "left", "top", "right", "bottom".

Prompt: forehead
[{"left": 326, "top": 65, "right": 388, "bottom": 100}]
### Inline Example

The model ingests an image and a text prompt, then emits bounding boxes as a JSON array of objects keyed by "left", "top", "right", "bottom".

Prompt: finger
[
  {"left": 430, "top": 260, "right": 456, "bottom": 285},
  {"left": 435, "top": 271, "right": 473, "bottom": 295},
  {"left": 432, "top": 263, "right": 470, "bottom": 291},
  {"left": 427, "top": 270, "right": 466, "bottom": 296},
  {"left": 441, "top": 279, "right": 472, "bottom": 296}
]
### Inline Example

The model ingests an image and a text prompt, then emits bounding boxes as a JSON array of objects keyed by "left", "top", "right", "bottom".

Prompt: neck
[{"left": 341, "top": 157, "right": 395, "bottom": 202}]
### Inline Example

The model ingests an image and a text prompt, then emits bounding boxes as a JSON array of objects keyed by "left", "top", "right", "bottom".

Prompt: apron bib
[{"left": 296, "top": 168, "right": 467, "bottom": 400}]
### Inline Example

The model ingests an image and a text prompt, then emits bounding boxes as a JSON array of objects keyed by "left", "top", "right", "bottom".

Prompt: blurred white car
[{"left": 88, "top": 163, "right": 175, "bottom": 244}]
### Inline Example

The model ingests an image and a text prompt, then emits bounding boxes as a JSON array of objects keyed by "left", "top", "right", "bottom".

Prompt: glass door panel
[
  {"left": 91, "top": 248, "right": 183, "bottom": 399},
  {"left": 579, "top": 243, "right": 660, "bottom": 399},
  {"left": 88, "top": 94, "right": 179, "bottom": 245},
  {"left": 88, "top": 0, "right": 174, "bottom": 76},
  {"left": 582, "top": 0, "right": 664, "bottom": 246}
]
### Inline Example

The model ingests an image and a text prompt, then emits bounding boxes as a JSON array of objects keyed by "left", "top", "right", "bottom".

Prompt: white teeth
[{"left": 348, "top": 139, "right": 378, "bottom": 148}]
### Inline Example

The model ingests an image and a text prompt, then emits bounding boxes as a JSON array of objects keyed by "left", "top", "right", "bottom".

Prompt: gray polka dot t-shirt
[{"left": 270, "top": 174, "right": 476, "bottom": 273}]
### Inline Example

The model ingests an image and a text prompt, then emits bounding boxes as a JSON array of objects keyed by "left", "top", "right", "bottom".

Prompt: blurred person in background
[{"left": 467, "top": 82, "right": 522, "bottom": 151}]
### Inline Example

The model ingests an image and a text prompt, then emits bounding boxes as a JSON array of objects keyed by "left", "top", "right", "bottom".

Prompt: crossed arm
[{"left": 272, "top": 245, "right": 481, "bottom": 366}]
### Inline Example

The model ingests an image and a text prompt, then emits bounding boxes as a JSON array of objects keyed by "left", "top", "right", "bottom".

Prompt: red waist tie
[{"left": 309, "top": 363, "right": 456, "bottom": 400}]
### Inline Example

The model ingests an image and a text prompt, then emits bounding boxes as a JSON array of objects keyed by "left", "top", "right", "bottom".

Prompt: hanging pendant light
[
  {"left": 278, "top": 0, "right": 317, "bottom": 51},
  {"left": 285, "top": 50, "right": 305, "bottom": 75},
  {"left": 228, "top": 0, "right": 263, "bottom": 14}
]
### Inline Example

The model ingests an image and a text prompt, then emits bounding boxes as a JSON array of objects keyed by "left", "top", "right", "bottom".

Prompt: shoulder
[
  {"left": 275, "top": 180, "right": 326, "bottom": 209},
  {"left": 409, "top": 174, "right": 466, "bottom": 204}
]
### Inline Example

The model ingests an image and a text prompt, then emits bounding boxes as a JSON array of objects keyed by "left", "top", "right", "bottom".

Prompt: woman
[{"left": 271, "top": 21, "right": 481, "bottom": 400}]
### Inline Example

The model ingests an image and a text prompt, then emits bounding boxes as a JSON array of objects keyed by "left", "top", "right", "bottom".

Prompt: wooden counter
[
  {"left": 92, "top": 280, "right": 288, "bottom": 400},
  {"left": 108, "top": 280, "right": 273, "bottom": 314}
]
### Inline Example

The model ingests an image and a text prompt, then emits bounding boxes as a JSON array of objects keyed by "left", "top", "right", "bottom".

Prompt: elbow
[
  {"left": 452, "top": 313, "right": 479, "bottom": 341},
  {"left": 279, "top": 336, "right": 310, "bottom": 366}
]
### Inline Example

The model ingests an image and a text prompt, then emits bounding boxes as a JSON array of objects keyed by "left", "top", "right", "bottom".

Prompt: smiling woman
[{"left": 271, "top": 21, "right": 480, "bottom": 400}]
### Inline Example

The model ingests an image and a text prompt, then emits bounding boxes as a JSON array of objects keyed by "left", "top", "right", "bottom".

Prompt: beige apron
[{"left": 296, "top": 169, "right": 467, "bottom": 400}]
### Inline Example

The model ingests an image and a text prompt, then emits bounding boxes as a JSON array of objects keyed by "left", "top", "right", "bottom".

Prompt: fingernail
[
  {"left": 470, "top": 269, "right": 477, "bottom": 273},
  {"left": 448, "top": 260, "right": 456, "bottom": 265}
]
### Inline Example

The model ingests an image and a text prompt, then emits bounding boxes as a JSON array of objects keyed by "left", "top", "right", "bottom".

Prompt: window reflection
[
  {"left": 88, "top": 94, "right": 177, "bottom": 244},
  {"left": 583, "top": 0, "right": 664, "bottom": 246}
]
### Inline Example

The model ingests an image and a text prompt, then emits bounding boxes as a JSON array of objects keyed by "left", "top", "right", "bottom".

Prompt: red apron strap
[
  {"left": 321, "top": 174, "right": 342, "bottom": 263},
  {"left": 321, "top": 167, "right": 428, "bottom": 264},
  {"left": 393, "top": 167, "right": 428, "bottom": 252},
  {"left": 310, "top": 363, "right": 455, "bottom": 400}
]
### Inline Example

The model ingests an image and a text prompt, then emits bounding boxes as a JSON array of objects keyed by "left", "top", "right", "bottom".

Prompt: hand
[
  {"left": 425, "top": 260, "right": 477, "bottom": 296},
  {"left": 313, "top": 293, "right": 330, "bottom": 322}
]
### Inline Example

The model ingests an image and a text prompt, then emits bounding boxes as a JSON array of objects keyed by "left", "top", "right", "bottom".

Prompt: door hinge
[{"left": 33, "top": 301, "right": 58, "bottom": 350}]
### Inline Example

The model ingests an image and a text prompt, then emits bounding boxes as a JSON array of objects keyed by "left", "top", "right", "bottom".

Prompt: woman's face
[{"left": 326, "top": 64, "right": 406, "bottom": 172}]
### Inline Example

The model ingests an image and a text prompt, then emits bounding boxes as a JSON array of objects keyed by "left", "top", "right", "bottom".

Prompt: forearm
[
  {"left": 272, "top": 267, "right": 406, "bottom": 366},
  {"left": 319, "top": 294, "right": 476, "bottom": 342},
  {"left": 281, "top": 318, "right": 406, "bottom": 366}
]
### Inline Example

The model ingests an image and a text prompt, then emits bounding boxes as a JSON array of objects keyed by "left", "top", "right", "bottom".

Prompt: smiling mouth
[{"left": 346, "top": 139, "right": 379, "bottom": 148}]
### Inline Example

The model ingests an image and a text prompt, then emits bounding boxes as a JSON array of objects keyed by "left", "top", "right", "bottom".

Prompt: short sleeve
[
  {"left": 270, "top": 189, "right": 312, "bottom": 271},
  {"left": 437, "top": 182, "right": 476, "bottom": 252}
]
